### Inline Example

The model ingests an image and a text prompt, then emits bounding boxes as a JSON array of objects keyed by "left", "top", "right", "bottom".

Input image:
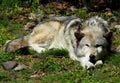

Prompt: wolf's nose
[
  {"left": 89, "top": 54, "right": 96, "bottom": 64},
  {"left": 89, "top": 54, "right": 95, "bottom": 60}
]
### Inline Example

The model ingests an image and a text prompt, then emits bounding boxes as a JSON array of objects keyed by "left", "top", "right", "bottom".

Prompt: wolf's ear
[
  {"left": 103, "top": 29, "right": 115, "bottom": 44},
  {"left": 74, "top": 23, "right": 84, "bottom": 41},
  {"left": 74, "top": 31, "right": 85, "bottom": 41},
  {"left": 104, "top": 31, "right": 112, "bottom": 39},
  {"left": 103, "top": 28, "right": 116, "bottom": 39}
]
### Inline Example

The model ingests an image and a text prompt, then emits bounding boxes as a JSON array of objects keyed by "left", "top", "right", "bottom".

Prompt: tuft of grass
[
  {"left": 112, "top": 30, "right": 120, "bottom": 46},
  {"left": 36, "top": 48, "right": 69, "bottom": 59},
  {"left": 74, "top": 9, "right": 88, "bottom": 19},
  {"left": 33, "top": 55, "right": 82, "bottom": 73},
  {"left": 0, "top": 50, "right": 15, "bottom": 63},
  {"left": 41, "top": 70, "right": 88, "bottom": 83},
  {"left": 0, "top": 17, "right": 30, "bottom": 45},
  {"left": 0, "top": 70, "right": 10, "bottom": 82},
  {"left": 108, "top": 53, "right": 120, "bottom": 66}
]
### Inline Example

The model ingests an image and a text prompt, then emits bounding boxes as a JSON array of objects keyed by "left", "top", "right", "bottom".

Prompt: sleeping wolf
[{"left": 4, "top": 16, "right": 112, "bottom": 69}]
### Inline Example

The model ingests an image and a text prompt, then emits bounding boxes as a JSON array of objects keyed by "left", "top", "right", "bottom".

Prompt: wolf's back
[
  {"left": 3, "top": 16, "right": 82, "bottom": 53},
  {"left": 4, "top": 34, "right": 30, "bottom": 52}
]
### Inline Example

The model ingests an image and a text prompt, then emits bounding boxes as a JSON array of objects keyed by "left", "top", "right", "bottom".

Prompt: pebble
[
  {"left": 1, "top": 61, "right": 17, "bottom": 70},
  {"left": 115, "top": 25, "right": 120, "bottom": 29},
  {"left": 14, "top": 64, "right": 27, "bottom": 71}
]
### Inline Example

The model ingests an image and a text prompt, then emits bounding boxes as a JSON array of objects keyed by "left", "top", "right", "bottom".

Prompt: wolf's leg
[
  {"left": 69, "top": 52, "right": 78, "bottom": 60},
  {"left": 30, "top": 44, "right": 45, "bottom": 53},
  {"left": 78, "top": 57, "right": 95, "bottom": 69}
]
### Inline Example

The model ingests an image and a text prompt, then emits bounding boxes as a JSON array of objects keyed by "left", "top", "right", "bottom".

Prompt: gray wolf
[{"left": 4, "top": 16, "right": 112, "bottom": 69}]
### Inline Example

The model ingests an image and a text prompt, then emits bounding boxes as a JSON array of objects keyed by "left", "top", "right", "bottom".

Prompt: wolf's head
[
  {"left": 74, "top": 16, "right": 112, "bottom": 64},
  {"left": 76, "top": 33, "right": 110, "bottom": 63}
]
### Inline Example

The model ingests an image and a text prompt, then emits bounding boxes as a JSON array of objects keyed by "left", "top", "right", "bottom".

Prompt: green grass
[
  {"left": 0, "top": 2, "right": 120, "bottom": 83},
  {"left": 112, "top": 30, "right": 120, "bottom": 46},
  {"left": 36, "top": 48, "right": 69, "bottom": 58}
]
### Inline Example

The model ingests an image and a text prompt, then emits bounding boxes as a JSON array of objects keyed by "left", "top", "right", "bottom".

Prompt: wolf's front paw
[
  {"left": 82, "top": 61, "right": 95, "bottom": 69},
  {"left": 95, "top": 60, "right": 103, "bottom": 66}
]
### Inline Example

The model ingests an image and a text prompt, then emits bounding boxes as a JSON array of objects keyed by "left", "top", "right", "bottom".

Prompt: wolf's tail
[{"left": 3, "top": 34, "right": 30, "bottom": 52}]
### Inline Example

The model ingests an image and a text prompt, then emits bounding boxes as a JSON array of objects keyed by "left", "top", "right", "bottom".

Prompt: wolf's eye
[
  {"left": 95, "top": 44, "right": 102, "bottom": 48},
  {"left": 85, "top": 44, "right": 89, "bottom": 47}
]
